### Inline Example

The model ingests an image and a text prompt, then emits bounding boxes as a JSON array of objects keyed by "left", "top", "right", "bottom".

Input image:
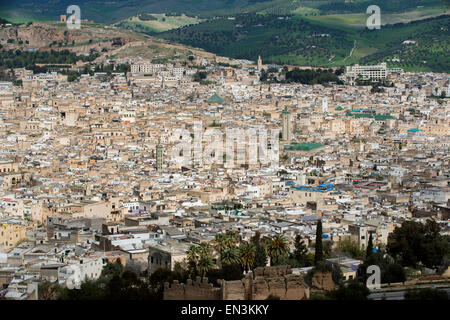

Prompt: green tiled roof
[
  {"left": 208, "top": 93, "right": 224, "bottom": 103},
  {"left": 346, "top": 112, "right": 396, "bottom": 121},
  {"left": 284, "top": 142, "right": 324, "bottom": 151},
  {"left": 280, "top": 106, "right": 290, "bottom": 114}
]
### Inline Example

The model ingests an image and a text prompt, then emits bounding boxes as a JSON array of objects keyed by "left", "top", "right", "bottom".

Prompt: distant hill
[
  {"left": 1, "top": 0, "right": 448, "bottom": 72},
  {"left": 0, "top": 16, "right": 10, "bottom": 24},
  {"left": 157, "top": 14, "right": 450, "bottom": 72},
  {"left": 0, "top": 0, "right": 262, "bottom": 23},
  {"left": 0, "top": 0, "right": 447, "bottom": 23},
  {"left": 114, "top": 13, "right": 204, "bottom": 34}
]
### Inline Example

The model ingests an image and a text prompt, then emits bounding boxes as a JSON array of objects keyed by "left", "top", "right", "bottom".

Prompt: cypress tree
[
  {"left": 252, "top": 231, "right": 267, "bottom": 268},
  {"left": 294, "top": 234, "right": 308, "bottom": 266},
  {"left": 254, "top": 243, "right": 268, "bottom": 268},
  {"left": 314, "top": 220, "right": 323, "bottom": 265},
  {"left": 366, "top": 232, "right": 374, "bottom": 259}
]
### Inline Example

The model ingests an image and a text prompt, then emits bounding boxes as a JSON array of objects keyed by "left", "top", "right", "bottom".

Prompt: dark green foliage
[
  {"left": 293, "top": 235, "right": 310, "bottom": 267},
  {"left": 359, "top": 15, "right": 450, "bottom": 72},
  {"left": 0, "top": 50, "right": 98, "bottom": 69},
  {"left": 326, "top": 279, "right": 370, "bottom": 300},
  {"left": 139, "top": 13, "right": 157, "bottom": 21},
  {"left": 358, "top": 251, "right": 406, "bottom": 284},
  {"left": 387, "top": 220, "right": 449, "bottom": 268},
  {"left": 103, "top": 271, "right": 155, "bottom": 300},
  {"left": 3, "top": 0, "right": 443, "bottom": 24},
  {"left": 159, "top": 13, "right": 353, "bottom": 66},
  {"left": 404, "top": 288, "right": 449, "bottom": 300},
  {"left": 67, "top": 74, "right": 78, "bottom": 82},
  {"left": 334, "top": 67, "right": 344, "bottom": 76},
  {"left": 60, "top": 279, "right": 107, "bottom": 300},
  {"left": 101, "top": 260, "right": 124, "bottom": 279},
  {"left": 40, "top": 261, "right": 184, "bottom": 300},
  {"left": 382, "top": 263, "right": 407, "bottom": 284},
  {"left": 193, "top": 71, "right": 207, "bottom": 82},
  {"left": 366, "top": 233, "right": 374, "bottom": 259},
  {"left": 284, "top": 68, "right": 342, "bottom": 85},
  {"left": 336, "top": 238, "right": 364, "bottom": 259},
  {"left": 206, "top": 263, "right": 244, "bottom": 286},
  {"left": 370, "top": 85, "right": 385, "bottom": 93},
  {"left": 38, "top": 280, "right": 64, "bottom": 300},
  {"left": 267, "top": 234, "right": 290, "bottom": 266},
  {"left": 318, "top": 0, "right": 439, "bottom": 14},
  {"left": 148, "top": 265, "right": 189, "bottom": 299},
  {"left": 156, "top": 12, "right": 449, "bottom": 72},
  {"left": 314, "top": 220, "right": 323, "bottom": 265},
  {"left": 0, "top": 17, "right": 12, "bottom": 24},
  {"left": 323, "top": 241, "right": 333, "bottom": 257},
  {"left": 251, "top": 232, "right": 268, "bottom": 268}
]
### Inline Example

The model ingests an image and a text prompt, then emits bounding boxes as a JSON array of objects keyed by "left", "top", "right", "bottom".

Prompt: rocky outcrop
[{"left": 0, "top": 23, "right": 135, "bottom": 54}]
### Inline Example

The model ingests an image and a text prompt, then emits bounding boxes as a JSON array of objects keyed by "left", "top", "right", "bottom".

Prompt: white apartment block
[
  {"left": 131, "top": 63, "right": 165, "bottom": 74},
  {"left": 131, "top": 63, "right": 185, "bottom": 79},
  {"left": 345, "top": 62, "right": 387, "bottom": 84}
]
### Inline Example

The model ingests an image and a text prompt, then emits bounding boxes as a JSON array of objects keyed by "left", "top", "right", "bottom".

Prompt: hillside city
[{"left": 0, "top": 12, "right": 449, "bottom": 302}]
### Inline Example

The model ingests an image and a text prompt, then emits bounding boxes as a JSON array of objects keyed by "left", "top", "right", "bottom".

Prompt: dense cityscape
[{"left": 0, "top": 0, "right": 449, "bottom": 305}]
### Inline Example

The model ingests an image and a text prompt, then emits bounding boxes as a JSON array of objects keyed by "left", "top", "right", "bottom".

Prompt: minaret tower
[
  {"left": 281, "top": 106, "right": 291, "bottom": 142},
  {"left": 156, "top": 138, "right": 164, "bottom": 171},
  {"left": 257, "top": 55, "right": 263, "bottom": 71}
]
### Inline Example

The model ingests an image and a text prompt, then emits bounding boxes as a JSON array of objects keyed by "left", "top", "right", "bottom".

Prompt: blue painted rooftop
[{"left": 293, "top": 183, "right": 334, "bottom": 192}]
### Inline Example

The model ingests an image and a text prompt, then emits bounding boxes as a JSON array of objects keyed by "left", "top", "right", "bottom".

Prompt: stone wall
[
  {"left": 163, "top": 276, "right": 222, "bottom": 300},
  {"left": 311, "top": 272, "right": 335, "bottom": 291},
  {"left": 163, "top": 266, "right": 310, "bottom": 300},
  {"left": 249, "top": 266, "right": 309, "bottom": 300}
]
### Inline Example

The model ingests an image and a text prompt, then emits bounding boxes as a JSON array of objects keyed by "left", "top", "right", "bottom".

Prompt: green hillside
[
  {"left": 1, "top": 0, "right": 448, "bottom": 72},
  {"left": 1, "top": 0, "right": 448, "bottom": 23},
  {"left": 115, "top": 13, "right": 203, "bottom": 34},
  {"left": 157, "top": 13, "right": 450, "bottom": 72}
]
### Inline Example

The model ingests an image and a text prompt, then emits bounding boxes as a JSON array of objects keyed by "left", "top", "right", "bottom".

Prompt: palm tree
[
  {"left": 186, "top": 245, "right": 200, "bottom": 276},
  {"left": 267, "top": 234, "right": 289, "bottom": 266},
  {"left": 198, "top": 242, "right": 213, "bottom": 257},
  {"left": 213, "top": 233, "right": 228, "bottom": 266},
  {"left": 188, "top": 243, "right": 216, "bottom": 278},
  {"left": 224, "top": 231, "right": 239, "bottom": 248},
  {"left": 238, "top": 243, "right": 256, "bottom": 272},
  {"left": 221, "top": 247, "right": 240, "bottom": 266},
  {"left": 197, "top": 254, "right": 215, "bottom": 279},
  {"left": 187, "top": 245, "right": 200, "bottom": 264}
]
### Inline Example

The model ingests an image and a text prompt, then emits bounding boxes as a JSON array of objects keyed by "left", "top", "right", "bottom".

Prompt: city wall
[{"left": 163, "top": 266, "right": 310, "bottom": 300}]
